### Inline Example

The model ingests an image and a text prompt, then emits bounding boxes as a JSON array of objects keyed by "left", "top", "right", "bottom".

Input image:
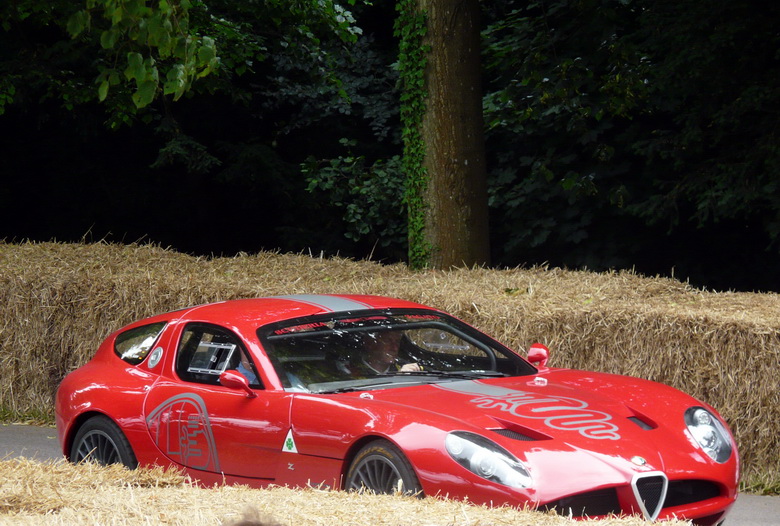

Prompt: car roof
[{"left": 172, "top": 294, "right": 431, "bottom": 330}]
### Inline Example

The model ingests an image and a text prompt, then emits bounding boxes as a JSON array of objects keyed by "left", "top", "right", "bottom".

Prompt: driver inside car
[
  {"left": 234, "top": 350, "right": 259, "bottom": 385},
  {"left": 359, "top": 331, "right": 421, "bottom": 374}
]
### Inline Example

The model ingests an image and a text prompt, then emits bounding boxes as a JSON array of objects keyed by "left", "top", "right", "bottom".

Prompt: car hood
[{"left": 356, "top": 372, "right": 700, "bottom": 481}]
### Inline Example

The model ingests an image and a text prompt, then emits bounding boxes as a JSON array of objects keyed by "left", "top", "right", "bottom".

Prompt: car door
[{"left": 143, "top": 322, "right": 292, "bottom": 481}]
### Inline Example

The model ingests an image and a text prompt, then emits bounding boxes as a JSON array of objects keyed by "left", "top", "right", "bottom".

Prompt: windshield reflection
[{"left": 259, "top": 311, "right": 534, "bottom": 393}]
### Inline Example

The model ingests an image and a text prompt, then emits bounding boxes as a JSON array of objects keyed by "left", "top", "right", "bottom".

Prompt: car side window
[
  {"left": 114, "top": 322, "right": 167, "bottom": 365},
  {"left": 405, "top": 328, "right": 488, "bottom": 359},
  {"left": 176, "top": 323, "right": 262, "bottom": 388}
]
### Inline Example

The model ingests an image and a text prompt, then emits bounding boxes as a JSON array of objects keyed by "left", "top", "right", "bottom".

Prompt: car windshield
[{"left": 258, "top": 310, "right": 535, "bottom": 393}]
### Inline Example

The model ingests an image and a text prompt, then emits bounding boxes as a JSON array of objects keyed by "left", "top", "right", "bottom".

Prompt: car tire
[
  {"left": 70, "top": 415, "right": 138, "bottom": 469},
  {"left": 345, "top": 439, "right": 422, "bottom": 496}
]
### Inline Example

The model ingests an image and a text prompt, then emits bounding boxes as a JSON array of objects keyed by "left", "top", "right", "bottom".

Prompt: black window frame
[{"left": 175, "top": 322, "right": 263, "bottom": 389}]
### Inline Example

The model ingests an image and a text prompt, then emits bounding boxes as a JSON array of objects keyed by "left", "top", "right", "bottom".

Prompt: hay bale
[
  {"left": 0, "top": 459, "right": 688, "bottom": 525},
  {"left": 0, "top": 241, "right": 778, "bottom": 488}
]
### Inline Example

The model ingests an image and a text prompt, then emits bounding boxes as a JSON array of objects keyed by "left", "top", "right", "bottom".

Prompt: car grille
[
  {"left": 541, "top": 487, "right": 621, "bottom": 517},
  {"left": 543, "top": 477, "right": 722, "bottom": 520},
  {"left": 664, "top": 480, "right": 721, "bottom": 508},
  {"left": 633, "top": 473, "right": 667, "bottom": 521}
]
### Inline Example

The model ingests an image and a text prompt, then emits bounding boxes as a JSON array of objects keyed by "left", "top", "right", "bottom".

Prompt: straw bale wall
[
  {"left": 0, "top": 458, "right": 686, "bottom": 525},
  {"left": 0, "top": 241, "right": 777, "bottom": 489}
]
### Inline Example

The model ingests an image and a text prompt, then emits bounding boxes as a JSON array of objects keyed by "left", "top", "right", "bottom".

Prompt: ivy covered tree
[{"left": 396, "top": 0, "right": 490, "bottom": 269}]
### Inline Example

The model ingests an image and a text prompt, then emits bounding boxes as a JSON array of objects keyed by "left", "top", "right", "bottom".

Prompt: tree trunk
[{"left": 418, "top": 0, "right": 490, "bottom": 268}]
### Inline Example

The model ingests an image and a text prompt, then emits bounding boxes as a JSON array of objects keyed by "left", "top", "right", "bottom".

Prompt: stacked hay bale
[
  {"left": 0, "top": 241, "right": 777, "bottom": 489},
  {"left": 0, "top": 458, "right": 687, "bottom": 525}
]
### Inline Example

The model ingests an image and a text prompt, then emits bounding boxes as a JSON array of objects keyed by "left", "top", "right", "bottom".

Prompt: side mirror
[
  {"left": 527, "top": 343, "right": 549, "bottom": 369},
  {"left": 220, "top": 370, "right": 257, "bottom": 398}
]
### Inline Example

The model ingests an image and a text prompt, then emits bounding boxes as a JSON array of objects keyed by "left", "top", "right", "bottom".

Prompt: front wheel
[
  {"left": 70, "top": 415, "right": 138, "bottom": 468},
  {"left": 345, "top": 439, "right": 422, "bottom": 496}
]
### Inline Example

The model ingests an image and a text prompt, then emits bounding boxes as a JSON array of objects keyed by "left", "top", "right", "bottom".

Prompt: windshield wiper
[
  {"left": 320, "top": 386, "right": 368, "bottom": 394},
  {"left": 381, "top": 369, "right": 509, "bottom": 379},
  {"left": 316, "top": 371, "right": 509, "bottom": 393},
  {"left": 319, "top": 380, "right": 422, "bottom": 394}
]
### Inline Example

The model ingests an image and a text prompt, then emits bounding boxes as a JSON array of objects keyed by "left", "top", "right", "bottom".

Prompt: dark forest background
[{"left": 2, "top": 0, "right": 779, "bottom": 292}]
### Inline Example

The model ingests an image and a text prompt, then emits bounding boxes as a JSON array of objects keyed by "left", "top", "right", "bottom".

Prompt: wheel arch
[
  {"left": 339, "top": 433, "right": 421, "bottom": 490},
  {"left": 62, "top": 410, "right": 114, "bottom": 461}
]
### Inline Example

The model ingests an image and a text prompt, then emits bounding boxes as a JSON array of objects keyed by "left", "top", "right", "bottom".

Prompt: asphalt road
[{"left": 1, "top": 423, "right": 778, "bottom": 524}]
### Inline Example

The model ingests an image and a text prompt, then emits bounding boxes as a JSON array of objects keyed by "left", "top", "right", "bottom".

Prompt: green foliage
[
  {"left": 151, "top": 117, "right": 222, "bottom": 174},
  {"left": 0, "top": 406, "right": 52, "bottom": 426},
  {"left": 5, "top": 0, "right": 780, "bottom": 290},
  {"left": 0, "top": 80, "right": 14, "bottom": 116},
  {"left": 624, "top": 1, "right": 780, "bottom": 235},
  {"left": 265, "top": 22, "right": 406, "bottom": 259},
  {"left": 304, "top": 143, "right": 406, "bottom": 252},
  {"left": 482, "top": 0, "right": 780, "bottom": 284},
  {"left": 482, "top": 0, "right": 647, "bottom": 265},
  {"left": 66, "top": 0, "right": 218, "bottom": 108},
  {"left": 2, "top": 0, "right": 364, "bottom": 119},
  {"left": 483, "top": 0, "right": 649, "bottom": 190},
  {"left": 260, "top": 35, "right": 398, "bottom": 140},
  {"left": 1, "top": 0, "right": 94, "bottom": 114},
  {"left": 394, "top": 0, "right": 430, "bottom": 269},
  {"left": 204, "top": 0, "right": 365, "bottom": 107}
]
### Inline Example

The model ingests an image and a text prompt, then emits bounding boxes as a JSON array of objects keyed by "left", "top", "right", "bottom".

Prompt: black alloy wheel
[
  {"left": 345, "top": 439, "right": 422, "bottom": 496},
  {"left": 70, "top": 415, "right": 138, "bottom": 469}
]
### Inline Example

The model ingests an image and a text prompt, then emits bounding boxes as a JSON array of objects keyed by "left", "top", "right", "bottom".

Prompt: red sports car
[{"left": 56, "top": 295, "right": 738, "bottom": 524}]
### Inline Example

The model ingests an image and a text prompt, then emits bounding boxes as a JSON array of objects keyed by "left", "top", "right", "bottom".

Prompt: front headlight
[
  {"left": 685, "top": 407, "right": 733, "bottom": 463},
  {"left": 445, "top": 431, "right": 532, "bottom": 489}
]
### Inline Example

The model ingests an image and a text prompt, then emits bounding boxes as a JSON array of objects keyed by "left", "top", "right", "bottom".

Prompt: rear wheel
[
  {"left": 345, "top": 439, "right": 422, "bottom": 496},
  {"left": 70, "top": 415, "right": 138, "bottom": 468}
]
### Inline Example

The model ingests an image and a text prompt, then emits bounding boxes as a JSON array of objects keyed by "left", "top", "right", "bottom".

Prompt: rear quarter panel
[{"left": 55, "top": 347, "right": 159, "bottom": 461}]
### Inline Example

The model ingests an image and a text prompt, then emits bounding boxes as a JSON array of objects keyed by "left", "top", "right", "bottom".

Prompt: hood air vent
[
  {"left": 491, "top": 428, "right": 537, "bottom": 441},
  {"left": 628, "top": 416, "right": 656, "bottom": 430}
]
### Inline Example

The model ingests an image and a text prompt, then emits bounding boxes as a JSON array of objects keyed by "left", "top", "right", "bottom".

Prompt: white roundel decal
[{"left": 148, "top": 347, "right": 163, "bottom": 368}]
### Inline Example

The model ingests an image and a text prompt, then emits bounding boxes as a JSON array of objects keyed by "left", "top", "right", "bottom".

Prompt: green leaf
[
  {"left": 157, "top": 32, "right": 172, "bottom": 58},
  {"left": 111, "top": 6, "right": 123, "bottom": 25},
  {"left": 100, "top": 29, "right": 118, "bottom": 49},
  {"left": 146, "top": 15, "right": 164, "bottom": 46},
  {"left": 197, "top": 41, "right": 216, "bottom": 64},
  {"left": 163, "top": 64, "right": 186, "bottom": 96},
  {"left": 98, "top": 80, "right": 109, "bottom": 102},
  {"left": 132, "top": 79, "right": 157, "bottom": 108},
  {"left": 66, "top": 11, "right": 88, "bottom": 38},
  {"left": 124, "top": 52, "right": 145, "bottom": 81}
]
